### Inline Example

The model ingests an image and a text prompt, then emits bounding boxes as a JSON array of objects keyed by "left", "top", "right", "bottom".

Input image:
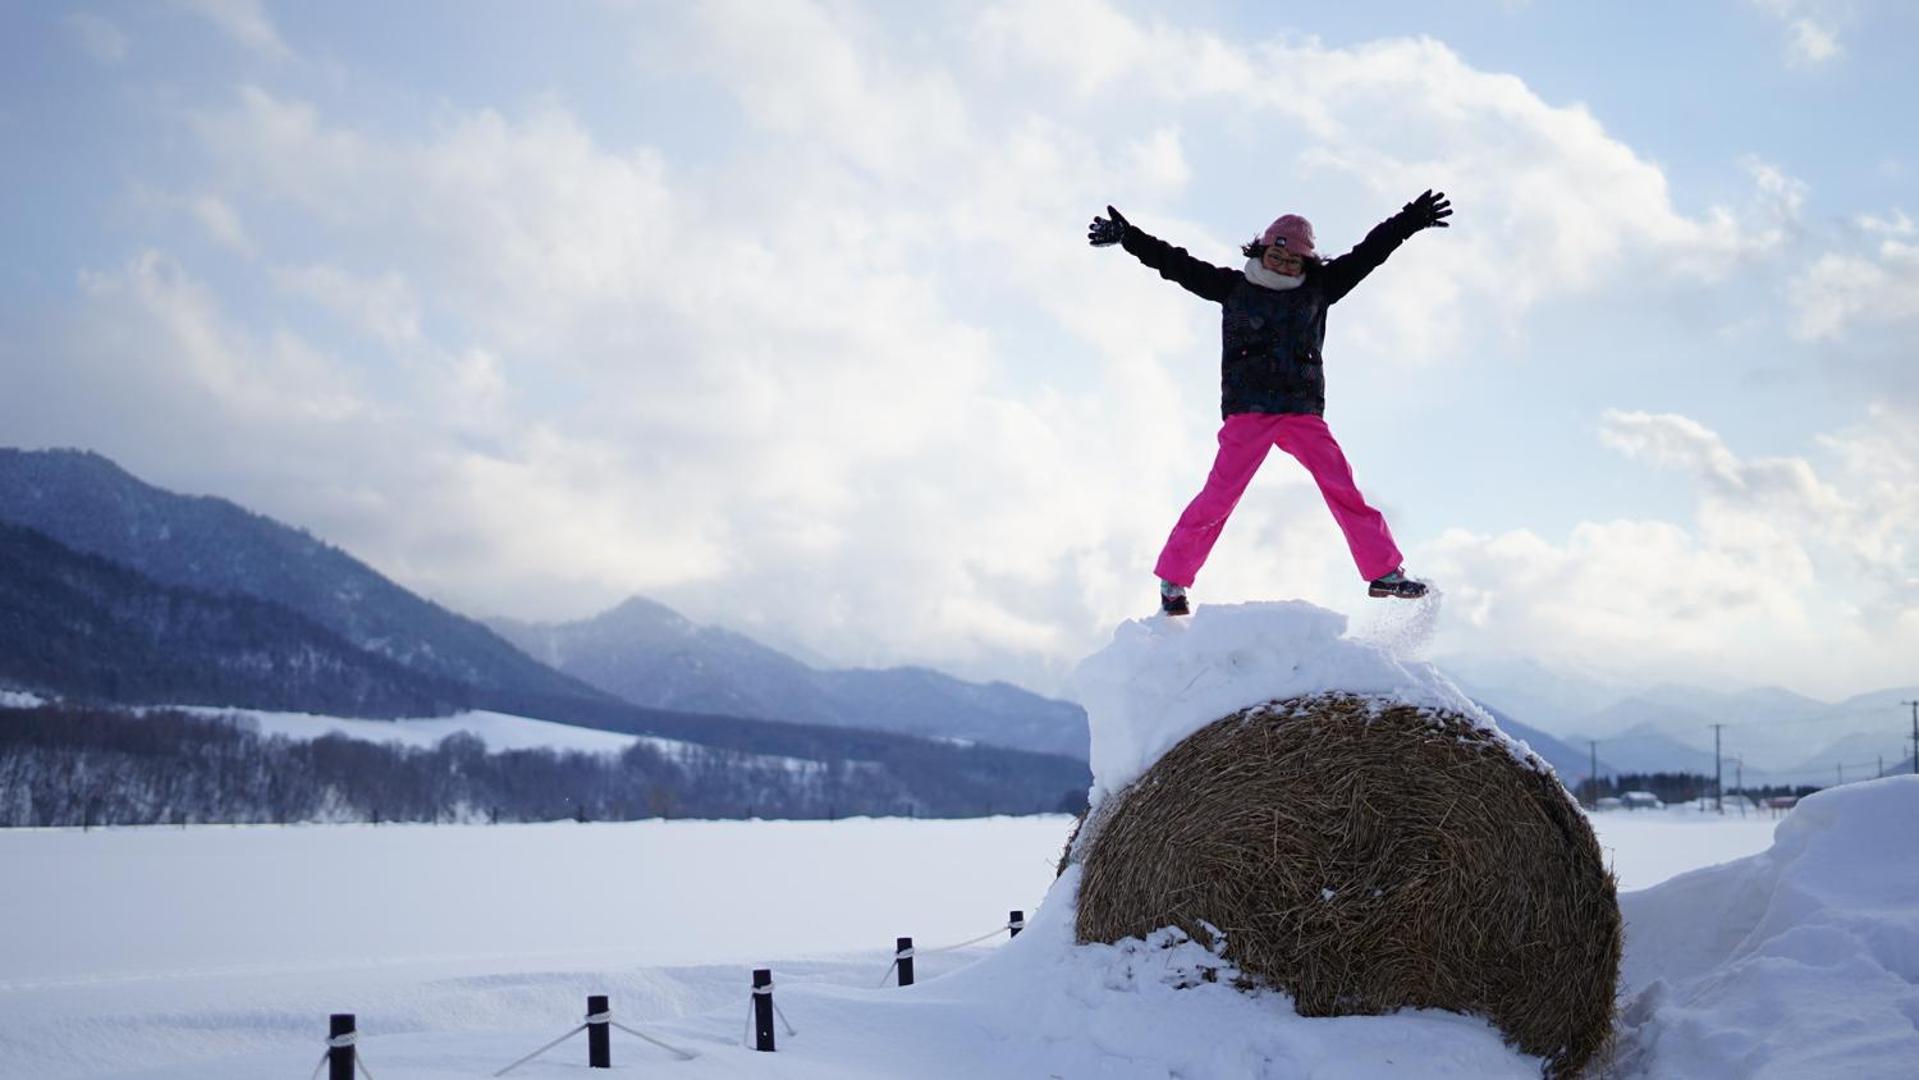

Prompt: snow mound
[
  {"left": 1616, "top": 775, "right": 1919, "bottom": 1078},
  {"left": 1069, "top": 600, "right": 1542, "bottom": 804},
  {"left": 887, "top": 866, "right": 1546, "bottom": 1079}
]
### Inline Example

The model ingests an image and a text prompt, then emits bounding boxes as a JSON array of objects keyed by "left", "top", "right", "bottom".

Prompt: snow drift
[
  {"left": 1614, "top": 774, "right": 1919, "bottom": 1078},
  {"left": 1066, "top": 602, "right": 1620, "bottom": 1077}
]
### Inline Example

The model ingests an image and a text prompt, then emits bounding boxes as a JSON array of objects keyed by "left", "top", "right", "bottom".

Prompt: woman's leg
[
  {"left": 1272, "top": 415, "right": 1405, "bottom": 581},
  {"left": 1153, "top": 414, "right": 1283, "bottom": 588}
]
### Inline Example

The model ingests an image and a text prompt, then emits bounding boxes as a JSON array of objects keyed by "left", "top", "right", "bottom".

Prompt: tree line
[
  {"left": 1573, "top": 771, "right": 1825, "bottom": 806},
  {"left": 0, "top": 705, "right": 1089, "bottom": 827}
]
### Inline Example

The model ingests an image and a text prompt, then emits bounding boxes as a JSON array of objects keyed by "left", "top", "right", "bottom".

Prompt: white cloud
[
  {"left": 173, "top": 79, "right": 1195, "bottom": 675},
  {"left": 1427, "top": 407, "right": 1917, "bottom": 696},
  {"left": 176, "top": 0, "right": 290, "bottom": 59},
  {"left": 1856, "top": 209, "right": 1914, "bottom": 237},
  {"left": 188, "top": 194, "right": 253, "bottom": 255},
  {"left": 77, "top": 251, "right": 366, "bottom": 425},
  {"left": 1787, "top": 17, "right": 1843, "bottom": 63},
  {"left": 1792, "top": 233, "right": 1919, "bottom": 341},
  {"left": 1752, "top": 0, "right": 1851, "bottom": 66},
  {"left": 1599, "top": 410, "right": 1849, "bottom": 522},
  {"left": 65, "top": 12, "right": 129, "bottom": 64},
  {"left": 977, "top": 3, "right": 1787, "bottom": 367},
  {"left": 273, "top": 264, "right": 420, "bottom": 348},
  {"left": 1126, "top": 127, "right": 1191, "bottom": 194}
]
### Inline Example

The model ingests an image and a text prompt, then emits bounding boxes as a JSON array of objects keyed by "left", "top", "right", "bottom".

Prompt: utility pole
[
  {"left": 1837, "top": 762, "right": 1844, "bottom": 787},
  {"left": 1588, "top": 740, "right": 1600, "bottom": 809},
  {"left": 1904, "top": 700, "right": 1919, "bottom": 776},
  {"left": 1711, "top": 724, "right": 1724, "bottom": 814},
  {"left": 1735, "top": 757, "right": 1744, "bottom": 816}
]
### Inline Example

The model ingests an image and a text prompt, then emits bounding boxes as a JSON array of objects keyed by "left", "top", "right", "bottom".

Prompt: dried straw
[{"left": 1071, "top": 692, "right": 1620, "bottom": 1078}]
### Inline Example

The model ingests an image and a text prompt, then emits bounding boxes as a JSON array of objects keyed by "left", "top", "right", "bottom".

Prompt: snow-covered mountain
[
  {"left": 1434, "top": 653, "right": 1640, "bottom": 733},
  {"left": 0, "top": 520, "right": 466, "bottom": 716},
  {"left": 1473, "top": 704, "right": 1593, "bottom": 781},
  {"left": 0, "top": 448, "right": 603, "bottom": 708},
  {"left": 0, "top": 448, "right": 1093, "bottom": 818},
  {"left": 1439, "top": 651, "right": 1917, "bottom": 780},
  {"left": 489, "top": 596, "right": 1091, "bottom": 760}
]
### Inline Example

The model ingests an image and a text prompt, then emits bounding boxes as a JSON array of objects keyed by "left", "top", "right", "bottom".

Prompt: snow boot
[
  {"left": 1367, "top": 569, "right": 1428, "bottom": 599},
  {"left": 1159, "top": 580, "right": 1190, "bottom": 616}
]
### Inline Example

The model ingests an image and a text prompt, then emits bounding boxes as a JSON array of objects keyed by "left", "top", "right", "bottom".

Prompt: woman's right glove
[{"left": 1087, "top": 205, "right": 1130, "bottom": 247}]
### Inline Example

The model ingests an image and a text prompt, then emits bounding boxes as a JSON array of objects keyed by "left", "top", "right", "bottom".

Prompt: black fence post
[
  {"left": 328, "top": 1014, "right": 355, "bottom": 1080},
  {"left": 752, "top": 969, "right": 775, "bottom": 1051},
  {"left": 1009, "top": 910, "right": 1025, "bottom": 938},
  {"left": 896, "top": 937, "right": 914, "bottom": 986},
  {"left": 587, "top": 994, "right": 610, "bottom": 1068}
]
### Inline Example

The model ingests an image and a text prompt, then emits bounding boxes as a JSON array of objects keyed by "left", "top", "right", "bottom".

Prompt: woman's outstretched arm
[
  {"left": 1319, "top": 190, "right": 1452, "bottom": 304},
  {"left": 1089, "top": 205, "right": 1240, "bottom": 304}
]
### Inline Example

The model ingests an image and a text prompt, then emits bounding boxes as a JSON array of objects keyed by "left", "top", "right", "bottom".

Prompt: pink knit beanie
[{"left": 1259, "top": 214, "right": 1316, "bottom": 257}]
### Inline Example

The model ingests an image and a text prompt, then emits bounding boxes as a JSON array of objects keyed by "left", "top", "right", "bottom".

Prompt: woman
[{"left": 1088, "top": 192, "right": 1452, "bottom": 615}]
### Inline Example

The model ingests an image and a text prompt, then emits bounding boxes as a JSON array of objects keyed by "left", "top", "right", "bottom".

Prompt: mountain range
[
  {"left": 1440, "top": 654, "right": 1919, "bottom": 785},
  {"left": 0, "top": 519, "right": 466, "bottom": 716},
  {"left": 0, "top": 448, "right": 598, "bottom": 710},
  {"left": 488, "top": 597, "right": 1090, "bottom": 759},
  {"left": 5, "top": 446, "right": 1908, "bottom": 802},
  {"left": 0, "top": 449, "right": 1090, "bottom": 817}
]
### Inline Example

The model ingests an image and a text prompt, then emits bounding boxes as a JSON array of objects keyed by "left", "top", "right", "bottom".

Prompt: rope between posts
[
  {"left": 493, "top": 1025, "right": 585, "bottom": 1077},
  {"left": 612, "top": 1020, "right": 700, "bottom": 1060},
  {"left": 497, "top": 1005, "right": 698, "bottom": 1075},
  {"left": 309, "top": 1032, "right": 374, "bottom": 1080},
  {"left": 922, "top": 920, "right": 1016, "bottom": 954},
  {"left": 878, "top": 920, "right": 1015, "bottom": 985}
]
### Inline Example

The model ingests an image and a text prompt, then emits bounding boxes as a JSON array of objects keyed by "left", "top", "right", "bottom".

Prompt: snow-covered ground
[
  {"left": 6, "top": 792, "right": 1911, "bottom": 1078},
  {"left": 168, "top": 705, "right": 653, "bottom": 755},
  {"left": 1587, "top": 806, "right": 1781, "bottom": 890},
  {"left": 0, "top": 689, "right": 45, "bottom": 709},
  {"left": 158, "top": 706, "right": 832, "bottom": 774},
  {"left": 4, "top": 603, "right": 1912, "bottom": 1078}
]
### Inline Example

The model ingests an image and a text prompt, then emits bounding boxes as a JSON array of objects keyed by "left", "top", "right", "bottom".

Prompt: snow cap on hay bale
[{"left": 1071, "top": 692, "right": 1621, "bottom": 1078}]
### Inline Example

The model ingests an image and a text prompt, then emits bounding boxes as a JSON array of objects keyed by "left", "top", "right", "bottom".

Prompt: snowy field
[
  {"left": 4, "top": 605, "right": 1911, "bottom": 1077},
  {"left": 3, "top": 792, "right": 1907, "bottom": 1079},
  {"left": 1586, "top": 806, "right": 1779, "bottom": 890},
  {"left": 165, "top": 705, "right": 663, "bottom": 756}
]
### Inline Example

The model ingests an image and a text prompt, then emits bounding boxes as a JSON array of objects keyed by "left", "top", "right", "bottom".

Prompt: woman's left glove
[
  {"left": 1088, "top": 205, "right": 1130, "bottom": 247},
  {"left": 1399, "top": 190, "right": 1453, "bottom": 232}
]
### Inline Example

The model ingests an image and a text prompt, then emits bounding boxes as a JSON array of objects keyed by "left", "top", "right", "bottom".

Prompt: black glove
[
  {"left": 1087, "top": 205, "right": 1130, "bottom": 247},
  {"left": 1399, "top": 190, "right": 1453, "bottom": 233}
]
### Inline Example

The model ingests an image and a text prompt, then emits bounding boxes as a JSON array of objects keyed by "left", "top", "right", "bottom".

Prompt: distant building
[
  {"left": 1595, "top": 796, "right": 1624, "bottom": 812},
  {"left": 1620, "top": 791, "right": 1663, "bottom": 810}
]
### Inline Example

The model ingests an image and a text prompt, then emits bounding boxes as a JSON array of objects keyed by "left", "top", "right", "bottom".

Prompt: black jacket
[{"left": 1121, "top": 213, "right": 1415, "bottom": 417}]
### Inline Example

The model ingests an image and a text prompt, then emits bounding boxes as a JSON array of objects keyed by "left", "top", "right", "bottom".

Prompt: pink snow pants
[{"left": 1154, "top": 413, "right": 1404, "bottom": 587}]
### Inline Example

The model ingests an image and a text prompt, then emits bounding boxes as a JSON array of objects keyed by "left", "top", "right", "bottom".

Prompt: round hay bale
[{"left": 1072, "top": 692, "right": 1621, "bottom": 1078}]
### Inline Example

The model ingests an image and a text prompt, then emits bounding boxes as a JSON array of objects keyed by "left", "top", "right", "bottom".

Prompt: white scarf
[{"left": 1243, "top": 258, "right": 1304, "bottom": 291}]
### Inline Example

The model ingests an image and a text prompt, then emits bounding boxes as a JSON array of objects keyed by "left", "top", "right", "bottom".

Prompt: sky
[{"left": 1, "top": 0, "right": 1915, "bottom": 701}]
